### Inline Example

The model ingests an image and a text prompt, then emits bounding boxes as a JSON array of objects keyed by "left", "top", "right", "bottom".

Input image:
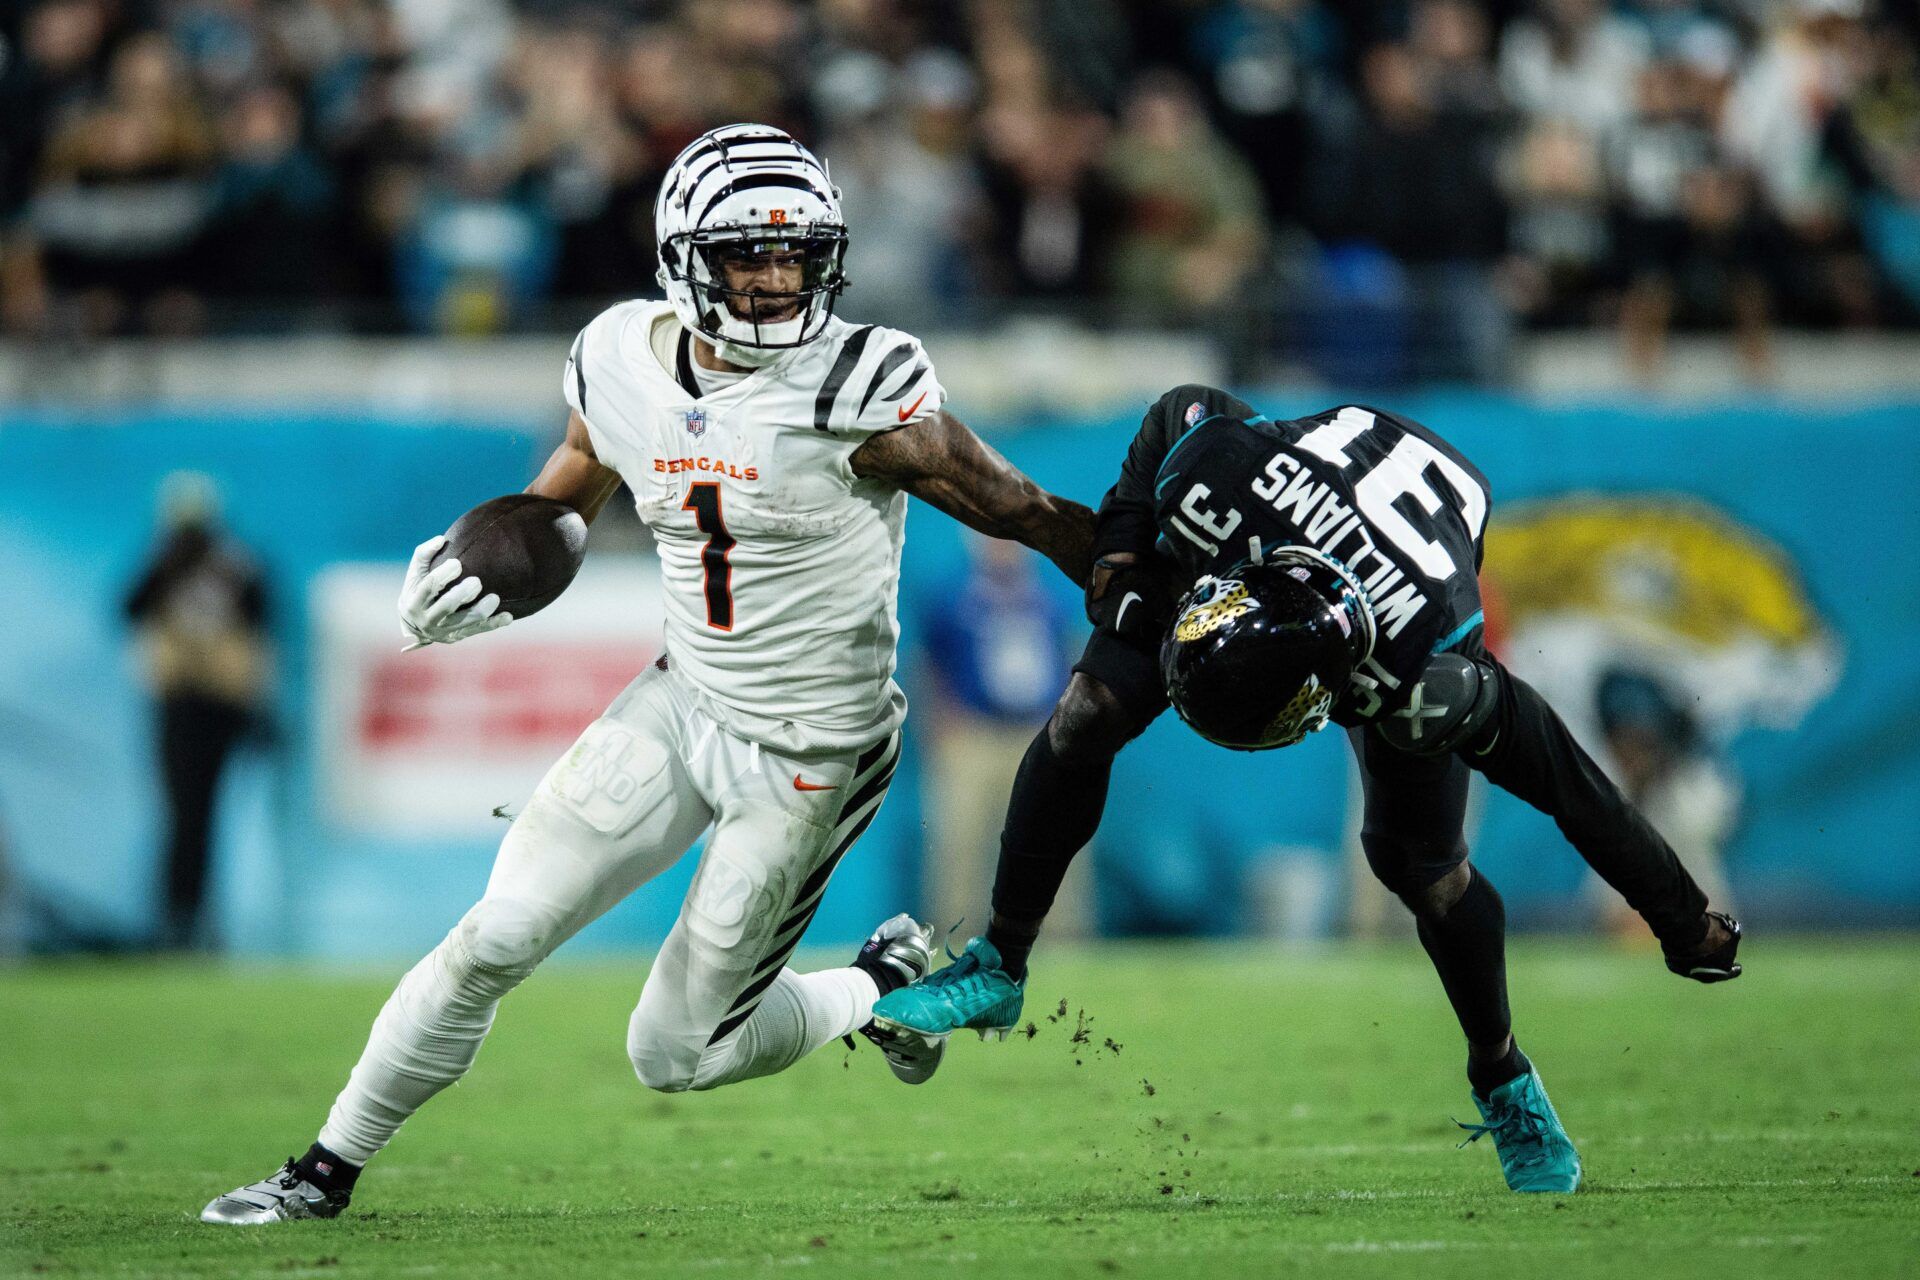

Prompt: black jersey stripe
[
  {"left": 570, "top": 328, "right": 588, "bottom": 414},
  {"left": 852, "top": 735, "right": 892, "bottom": 778},
  {"left": 880, "top": 360, "right": 929, "bottom": 402},
  {"left": 858, "top": 342, "right": 917, "bottom": 415},
  {"left": 813, "top": 324, "right": 877, "bottom": 431},
  {"left": 775, "top": 792, "right": 887, "bottom": 938},
  {"left": 674, "top": 329, "right": 700, "bottom": 398},
  {"left": 835, "top": 757, "right": 898, "bottom": 832},
  {"left": 708, "top": 966, "right": 785, "bottom": 1044},
  {"left": 835, "top": 735, "right": 900, "bottom": 824}
]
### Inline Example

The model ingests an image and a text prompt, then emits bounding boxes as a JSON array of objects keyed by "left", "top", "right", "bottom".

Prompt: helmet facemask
[{"left": 659, "top": 224, "right": 848, "bottom": 365}]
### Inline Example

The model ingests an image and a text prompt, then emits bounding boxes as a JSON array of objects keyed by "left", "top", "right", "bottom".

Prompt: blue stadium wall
[{"left": 1, "top": 395, "right": 1914, "bottom": 958}]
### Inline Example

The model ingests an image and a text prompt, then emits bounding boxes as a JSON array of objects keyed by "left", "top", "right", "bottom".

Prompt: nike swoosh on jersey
[
  {"left": 1473, "top": 730, "right": 1500, "bottom": 757},
  {"left": 896, "top": 391, "right": 928, "bottom": 422},
  {"left": 793, "top": 775, "right": 838, "bottom": 792},
  {"left": 1113, "top": 591, "right": 1143, "bottom": 632}
]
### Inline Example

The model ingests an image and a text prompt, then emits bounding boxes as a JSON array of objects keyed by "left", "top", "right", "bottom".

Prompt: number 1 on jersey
[{"left": 683, "top": 482, "right": 735, "bottom": 630}]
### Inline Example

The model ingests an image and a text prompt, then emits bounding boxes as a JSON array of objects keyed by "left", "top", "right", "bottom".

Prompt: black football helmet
[{"left": 1159, "top": 549, "right": 1376, "bottom": 751}]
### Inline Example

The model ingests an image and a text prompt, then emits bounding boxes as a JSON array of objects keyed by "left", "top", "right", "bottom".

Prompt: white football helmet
[{"left": 654, "top": 124, "right": 849, "bottom": 365}]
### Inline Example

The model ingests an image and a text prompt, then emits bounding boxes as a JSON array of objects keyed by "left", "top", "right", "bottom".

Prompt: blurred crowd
[{"left": 2, "top": 0, "right": 1919, "bottom": 382}]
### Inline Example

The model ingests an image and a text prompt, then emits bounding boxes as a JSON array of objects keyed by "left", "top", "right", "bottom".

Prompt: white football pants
[{"left": 318, "top": 660, "right": 901, "bottom": 1166}]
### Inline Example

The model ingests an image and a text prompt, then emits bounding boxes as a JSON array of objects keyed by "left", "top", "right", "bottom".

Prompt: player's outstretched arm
[
  {"left": 525, "top": 409, "right": 624, "bottom": 523},
  {"left": 850, "top": 409, "right": 1095, "bottom": 587}
]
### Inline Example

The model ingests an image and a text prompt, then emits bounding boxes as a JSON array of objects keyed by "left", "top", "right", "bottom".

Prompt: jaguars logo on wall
[
  {"left": 1482, "top": 495, "right": 1841, "bottom": 741},
  {"left": 1174, "top": 577, "right": 1256, "bottom": 644}
]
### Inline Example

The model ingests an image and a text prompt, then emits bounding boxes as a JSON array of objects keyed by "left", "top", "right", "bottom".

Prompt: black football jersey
[{"left": 1093, "top": 385, "right": 1491, "bottom": 724}]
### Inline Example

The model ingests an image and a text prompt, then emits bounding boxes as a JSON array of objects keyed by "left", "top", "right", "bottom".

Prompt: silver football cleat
[
  {"left": 856, "top": 914, "right": 946, "bottom": 1084},
  {"left": 200, "top": 1160, "right": 350, "bottom": 1225},
  {"left": 867, "top": 1018, "right": 948, "bottom": 1085}
]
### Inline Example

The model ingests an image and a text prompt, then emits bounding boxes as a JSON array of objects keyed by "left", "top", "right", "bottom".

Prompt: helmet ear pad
[{"left": 1160, "top": 565, "right": 1364, "bottom": 751}]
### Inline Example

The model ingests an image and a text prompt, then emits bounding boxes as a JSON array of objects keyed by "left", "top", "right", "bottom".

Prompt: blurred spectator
[
  {"left": 1312, "top": 40, "right": 1511, "bottom": 382},
  {"left": 123, "top": 473, "right": 271, "bottom": 951},
  {"left": 0, "top": 0, "right": 1916, "bottom": 353},
  {"left": 976, "top": 96, "right": 1114, "bottom": 303},
  {"left": 1499, "top": 0, "right": 1650, "bottom": 136},
  {"left": 1, "top": 0, "right": 114, "bottom": 221},
  {"left": 1822, "top": 14, "right": 1920, "bottom": 315},
  {"left": 1101, "top": 70, "right": 1268, "bottom": 322},
  {"left": 204, "top": 82, "right": 335, "bottom": 312},
  {"left": 821, "top": 48, "right": 985, "bottom": 329},
  {"left": 1505, "top": 119, "right": 1610, "bottom": 325},
  {"left": 524, "top": 28, "right": 652, "bottom": 303},
  {"left": 916, "top": 537, "right": 1079, "bottom": 939},
  {"left": 1722, "top": 0, "right": 1878, "bottom": 325},
  {"left": 1607, "top": 56, "right": 1776, "bottom": 382},
  {"left": 1723, "top": 0, "right": 1866, "bottom": 228},
  {"left": 1186, "top": 0, "right": 1342, "bottom": 226},
  {"left": 1413, "top": 0, "right": 1505, "bottom": 116},
  {"left": 24, "top": 32, "right": 216, "bottom": 335}
]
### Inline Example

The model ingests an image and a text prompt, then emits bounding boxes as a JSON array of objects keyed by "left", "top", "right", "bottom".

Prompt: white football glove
[{"left": 398, "top": 536, "right": 513, "bottom": 650}]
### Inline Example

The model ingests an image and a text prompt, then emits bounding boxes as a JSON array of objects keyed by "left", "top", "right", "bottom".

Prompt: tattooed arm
[
  {"left": 849, "top": 408, "right": 1095, "bottom": 588},
  {"left": 526, "top": 410, "right": 624, "bottom": 524}
]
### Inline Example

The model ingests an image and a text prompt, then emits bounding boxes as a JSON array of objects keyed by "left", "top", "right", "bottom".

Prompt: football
[{"left": 428, "top": 493, "right": 588, "bottom": 619}]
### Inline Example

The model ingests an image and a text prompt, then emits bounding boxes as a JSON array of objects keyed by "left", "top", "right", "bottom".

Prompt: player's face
[{"left": 716, "top": 248, "right": 806, "bottom": 323}]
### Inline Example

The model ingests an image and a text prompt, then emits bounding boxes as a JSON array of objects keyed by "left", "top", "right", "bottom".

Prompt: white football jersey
[{"left": 563, "top": 299, "right": 945, "bottom": 754}]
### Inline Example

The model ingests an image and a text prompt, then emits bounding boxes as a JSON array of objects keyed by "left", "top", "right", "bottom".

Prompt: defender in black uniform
[{"left": 873, "top": 385, "right": 1744, "bottom": 1194}]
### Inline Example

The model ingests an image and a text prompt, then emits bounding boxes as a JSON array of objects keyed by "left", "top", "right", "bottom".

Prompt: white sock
[{"left": 690, "top": 966, "right": 878, "bottom": 1090}]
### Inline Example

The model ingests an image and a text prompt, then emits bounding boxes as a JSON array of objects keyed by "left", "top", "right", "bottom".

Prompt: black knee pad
[{"left": 1372, "top": 653, "right": 1500, "bottom": 757}]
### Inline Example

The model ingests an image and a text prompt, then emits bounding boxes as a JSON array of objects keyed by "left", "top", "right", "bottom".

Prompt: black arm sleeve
[{"left": 1091, "top": 383, "right": 1258, "bottom": 561}]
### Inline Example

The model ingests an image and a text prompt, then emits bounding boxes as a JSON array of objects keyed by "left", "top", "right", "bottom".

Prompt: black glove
[
  {"left": 1663, "top": 911, "right": 1743, "bottom": 983},
  {"left": 1085, "top": 556, "right": 1178, "bottom": 647}
]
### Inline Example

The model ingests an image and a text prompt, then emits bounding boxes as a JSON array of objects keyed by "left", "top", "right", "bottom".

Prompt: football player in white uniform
[{"left": 202, "top": 124, "right": 1094, "bottom": 1224}]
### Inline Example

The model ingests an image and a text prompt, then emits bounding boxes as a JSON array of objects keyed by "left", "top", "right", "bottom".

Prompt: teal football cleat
[
  {"left": 1456, "top": 1067, "right": 1582, "bottom": 1193},
  {"left": 865, "top": 937, "right": 1026, "bottom": 1083}
]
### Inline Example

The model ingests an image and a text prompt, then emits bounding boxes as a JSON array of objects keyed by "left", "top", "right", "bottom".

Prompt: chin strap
[{"left": 708, "top": 332, "right": 799, "bottom": 368}]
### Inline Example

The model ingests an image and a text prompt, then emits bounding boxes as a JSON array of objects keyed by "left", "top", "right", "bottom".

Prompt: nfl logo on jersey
[
  {"left": 1185, "top": 401, "right": 1207, "bottom": 428},
  {"left": 684, "top": 407, "right": 707, "bottom": 439}
]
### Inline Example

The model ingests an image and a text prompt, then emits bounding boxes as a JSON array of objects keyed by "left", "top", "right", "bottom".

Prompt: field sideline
[{"left": 4, "top": 938, "right": 1916, "bottom": 1278}]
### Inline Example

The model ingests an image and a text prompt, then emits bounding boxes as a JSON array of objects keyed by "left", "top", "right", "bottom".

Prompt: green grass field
[{"left": 4, "top": 938, "right": 1917, "bottom": 1279}]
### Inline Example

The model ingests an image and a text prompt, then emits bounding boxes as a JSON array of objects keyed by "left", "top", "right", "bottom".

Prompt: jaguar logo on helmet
[
  {"left": 654, "top": 124, "right": 850, "bottom": 367},
  {"left": 1173, "top": 577, "right": 1256, "bottom": 643},
  {"left": 1265, "top": 676, "right": 1334, "bottom": 747}
]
